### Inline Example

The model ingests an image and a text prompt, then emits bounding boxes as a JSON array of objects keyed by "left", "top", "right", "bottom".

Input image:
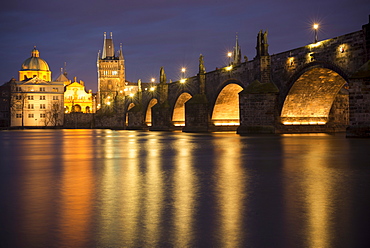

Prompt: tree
[
  {"left": 43, "top": 101, "right": 63, "bottom": 127},
  {"left": 9, "top": 80, "right": 27, "bottom": 127}
]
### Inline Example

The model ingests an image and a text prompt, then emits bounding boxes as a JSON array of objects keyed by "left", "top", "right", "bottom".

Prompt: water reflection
[
  {"left": 282, "top": 134, "right": 350, "bottom": 248},
  {"left": 0, "top": 130, "right": 369, "bottom": 248},
  {"left": 59, "top": 131, "right": 93, "bottom": 247},
  {"left": 117, "top": 132, "right": 142, "bottom": 246},
  {"left": 213, "top": 136, "right": 248, "bottom": 247},
  {"left": 172, "top": 135, "right": 198, "bottom": 247},
  {"left": 143, "top": 133, "right": 164, "bottom": 246}
]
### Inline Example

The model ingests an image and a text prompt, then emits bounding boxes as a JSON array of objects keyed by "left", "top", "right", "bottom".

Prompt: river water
[{"left": 0, "top": 129, "right": 369, "bottom": 248}]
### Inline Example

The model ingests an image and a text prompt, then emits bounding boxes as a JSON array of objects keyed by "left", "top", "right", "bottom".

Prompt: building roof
[{"left": 20, "top": 47, "right": 50, "bottom": 71}]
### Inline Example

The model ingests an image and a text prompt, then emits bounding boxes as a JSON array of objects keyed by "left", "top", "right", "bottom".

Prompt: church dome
[{"left": 20, "top": 47, "right": 50, "bottom": 71}]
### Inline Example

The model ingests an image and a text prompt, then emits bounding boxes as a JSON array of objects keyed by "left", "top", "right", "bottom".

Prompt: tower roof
[
  {"left": 101, "top": 32, "right": 115, "bottom": 59},
  {"left": 20, "top": 47, "right": 50, "bottom": 71}
]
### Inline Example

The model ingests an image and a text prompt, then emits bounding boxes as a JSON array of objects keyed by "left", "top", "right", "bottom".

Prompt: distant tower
[{"left": 97, "top": 32, "right": 125, "bottom": 107}]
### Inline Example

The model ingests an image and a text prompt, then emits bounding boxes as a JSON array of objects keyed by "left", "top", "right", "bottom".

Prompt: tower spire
[
  {"left": 233, "top": 33, "right": 241, "bottom": 65},
  {"left": 119, "top": 43, "right": 124, "bottom": 60},
  {"left": 102, "top": 32, "right": 114, "bottom": 59}
]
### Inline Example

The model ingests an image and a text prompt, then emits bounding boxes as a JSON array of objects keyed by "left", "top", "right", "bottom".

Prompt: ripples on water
[{"left": 0, "top": 130, "right": 369, "bottom": 248}]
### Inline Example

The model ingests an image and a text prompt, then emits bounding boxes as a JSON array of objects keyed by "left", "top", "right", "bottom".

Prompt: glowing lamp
[{"left": 225, "top": 65, "right": 233, "bottom": 71}]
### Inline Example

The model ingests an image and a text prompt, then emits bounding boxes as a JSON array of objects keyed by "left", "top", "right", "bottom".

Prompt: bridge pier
[
  {"left": 183, "top": 94, "right": 212, "bottom": 132},
  {"left": 237, "top": 80, "right": 279, "bottom": 134},
  {"left": 346, "top": 60, "right": 370, "bottom": 137},
  {"left": 127, "top": 104, "right": 147, "bottom": 130},
  {"left": 149, "top": 102, "right": 173, "bottom": 131}
]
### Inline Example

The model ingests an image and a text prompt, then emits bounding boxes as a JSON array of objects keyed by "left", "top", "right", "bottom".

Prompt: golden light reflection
[
  {"left": 143, "top": 134, "right": 163, "bottom": 246},
  {"left": 172, "top": 93, "right": 192, "bottom": 125},
  {"left": 173, "top": 135, "right": 198, "bottom": 247},
  {"left": 283, "top": 121, "right": 326, "bottom": 125},
  {"left": 60, "top": 130, "right": 93, "bottom": 247},
  {"left": 281, "top": 67, "right": 346, "bottom": 125},
  {"left": 212, "top": 83, "right": 243, "bottom": 124},
  {"left": 214, "top": 137, "right": 247, "bottom": 247},
  {"left": 282, "top": 135, "right": 339, "bottom": 248},
  {"left": 119, "top": 133, "right": 141, "bottom": 245}
]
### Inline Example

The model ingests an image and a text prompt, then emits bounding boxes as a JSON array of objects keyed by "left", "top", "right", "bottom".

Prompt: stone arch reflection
[
  {"left": 281, "top": 68, "right": 347, "bottom": 125},
  {"left": 145, "top": 99, "right": 158, "bottom": 126},
  {"left": 172, "top": 92, "right": 192, "bottom": 127},
  {"left": 212, "top": 83, "right": 243, "bottom": 126}
]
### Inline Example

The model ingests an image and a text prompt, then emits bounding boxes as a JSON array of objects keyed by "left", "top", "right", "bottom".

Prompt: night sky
[{"left": 1, "top": 0, "right": 369, "bottom": 92}]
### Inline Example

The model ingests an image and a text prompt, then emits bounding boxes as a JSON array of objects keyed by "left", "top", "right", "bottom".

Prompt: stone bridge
[{"left": 125, "top": 16, "right": 370, "bottom": 137}]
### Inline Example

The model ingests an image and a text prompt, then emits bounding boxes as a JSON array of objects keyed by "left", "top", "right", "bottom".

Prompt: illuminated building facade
[
  {"left": 64, "top": 77, "right": 95, "bottom": 113},
  {"left": 0, "top": 47, "right": 64, "bottom": 127},
  {"left": 97, "top": 32, "right": 125, "bottom": 108}
]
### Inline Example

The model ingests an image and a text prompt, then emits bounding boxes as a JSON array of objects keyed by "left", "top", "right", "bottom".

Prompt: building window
[
  {"left": 28, "top": 104, "right": 34, "bottom": 109},
  {"left": 15, "top": 95, "right": 22, "bottom": 100},
  {"left": 40, "top": 87, "right": 46, "bottom": 92},
  {"left": 28, "top": 95, "right": 34, "bottom": 100},
  {"left": 28, "top": 114, "right": 34, "bottom": 118},
  {"left": 16, "top": 113, "right": 22, "bottom": 118},
  {"left": 112, "top": 71, "right": 118, "bottom": 75},
  {"left": 40, "top": 104, "right": 46, "bottom": 109},
  {"left": 40, "top": 113, "right": 46, "bottom": 118},
  {"left": 15, "top": 87, "right": 22, "bottom": 92},
  {"left": 53, "top": 96, "right": 59, "bottom": 100},
  {"left": 52, "top": 88, "right": 58, "bottom": 92},
  {"left": 40, "top": 95, "right": 46, "bottom": 100}
]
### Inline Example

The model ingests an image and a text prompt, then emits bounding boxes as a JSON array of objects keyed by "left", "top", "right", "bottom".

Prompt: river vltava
[{"left": 0, "top": 129, "right": 369, "bottom": 248}]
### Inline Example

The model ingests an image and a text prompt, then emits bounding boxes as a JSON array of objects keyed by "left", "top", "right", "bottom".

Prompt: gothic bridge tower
[{"left": 97, "top": 32, "right": 125, "bottom": 108}]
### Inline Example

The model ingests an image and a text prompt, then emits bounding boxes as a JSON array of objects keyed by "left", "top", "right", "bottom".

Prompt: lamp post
[
  {"left": 313, "top": 23, "right": 319, "bottom": 43},
  {"left": 181, "top": 67, "right": 186, "bottom": 78}
]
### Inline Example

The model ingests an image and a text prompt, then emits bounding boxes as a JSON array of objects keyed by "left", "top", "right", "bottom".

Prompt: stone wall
[{"left": 64, "top": 112, "right": 125, "bottom": 129}]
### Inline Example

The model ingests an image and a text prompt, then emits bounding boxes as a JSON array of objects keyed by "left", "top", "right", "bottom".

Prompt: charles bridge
[{"left": 117, "top": 17, "right": 370, "bottom": 137}]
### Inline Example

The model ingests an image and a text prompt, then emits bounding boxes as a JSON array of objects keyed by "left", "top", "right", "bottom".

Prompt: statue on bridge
[
  {"left": 199, "top": 54, "right": 206, "bottom": 74},
  {"left": 160, "top": 66, "right": 166, "bottom": 84},
  {"left": 256, "top": 30, "right": 269, "bottom": 57}
]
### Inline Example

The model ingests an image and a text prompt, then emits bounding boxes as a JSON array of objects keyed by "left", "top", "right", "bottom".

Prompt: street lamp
[
  {"left": 313, "top": 23, "right": 319, "bottom": 43},
  {"left": 227, "top": 52, "right": 232, "bottom": 65}
]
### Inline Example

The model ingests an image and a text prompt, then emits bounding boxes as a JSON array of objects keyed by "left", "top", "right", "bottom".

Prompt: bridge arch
[
  {"left": 145, "top": 98, "right": 158, "bottom": 126},
  {"left": 281, "top": 62, "right": 349, "bottom": 125},
  {"left": 211, "top": 79, "right": 244, "bottom": 126},
  {"left": 172, "top": 92, "right": 192, "bottom": 127},
  {"left": 125, "top": 102, "right": 135, "bottom": 125}
]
